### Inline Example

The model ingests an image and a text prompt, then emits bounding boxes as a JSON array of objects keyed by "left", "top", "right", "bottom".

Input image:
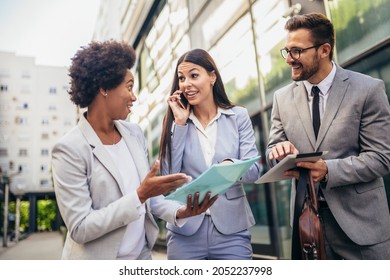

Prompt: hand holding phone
[
  {"left": 170, "top": 90, "right": 187, "bottom": 109},
  {"left": 178, "top": 92, "right": 188, "bottom": 109}
]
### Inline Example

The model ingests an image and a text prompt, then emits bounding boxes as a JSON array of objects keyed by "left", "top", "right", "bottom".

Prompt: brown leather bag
[{"left": 298, "top": 171, "right": 327, "bottom": 260}]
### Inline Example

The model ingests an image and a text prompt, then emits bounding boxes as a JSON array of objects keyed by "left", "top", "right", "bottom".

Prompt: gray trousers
[{"left": 166, "top": 215, "right": 252, "bottom": 260}]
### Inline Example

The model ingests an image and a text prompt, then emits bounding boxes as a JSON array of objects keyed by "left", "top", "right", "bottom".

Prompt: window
[
  {"left": 18, "top": 102, "right": 29, "bottom": 109},
  {"left": 49, "top": 87, "right": 57, "bottom": 94},
  {"left": 40, "top": 179, "right": 50, "bottom": 188},
  {"left": 41, "top": 164, "right": 50, "bottom": 172},
  {"left": 42, "top": 118, "right": 50, "bottom": 125},
  {"left": 19, "top": 149, "right": 28, "bottom": 156},
  {"left": 18, "top": 164, "right": 27, "bottom": 172},
  {"left": 64, "top": 118, "right": 73, "bottom": 126},
  {"left": 0, "top": 148, "right": 8, "bottom": 156},
  {"left": 0, "top": 84, "right": 8, "bottom": 91},
  {"left": 41, "top": 133, "right": 49, "bottom": 140},
  {"left": 15, "top": 116, "right": 28, "bottom": 125},
  {"left": 41, "top": 149, "right": 49, "bottom": 156}
]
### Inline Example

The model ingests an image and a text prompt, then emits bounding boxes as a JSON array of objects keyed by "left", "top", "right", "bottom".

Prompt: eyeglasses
[{"left": 280, "top": 43, "right": 324, "bottom": 60}]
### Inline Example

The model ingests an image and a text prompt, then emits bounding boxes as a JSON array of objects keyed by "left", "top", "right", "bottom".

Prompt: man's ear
[{"left": 320, "top": 43, "right": 331, "bottom": 59}]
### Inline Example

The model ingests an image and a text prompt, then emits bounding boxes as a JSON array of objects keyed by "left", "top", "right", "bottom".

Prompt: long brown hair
[{"left": 159, "top": 49, "right": 233, "bottom": 172}]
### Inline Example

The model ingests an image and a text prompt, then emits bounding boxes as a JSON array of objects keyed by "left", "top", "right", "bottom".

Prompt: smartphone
[{"left": 178, "top": 92, "right": 188, "bottom": 109}]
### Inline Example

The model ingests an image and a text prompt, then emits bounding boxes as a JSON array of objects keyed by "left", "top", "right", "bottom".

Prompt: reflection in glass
[
  {"left": 210, "top": 15, "right": 260, "bottom": 114},
  {"left": 328, "top": 0, "right": 390, "bottom": 64}
]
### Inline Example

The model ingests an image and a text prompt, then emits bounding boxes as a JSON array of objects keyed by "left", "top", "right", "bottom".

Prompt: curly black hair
[{"left": 68, "top": 40, "right": 136, "bottom": 108}]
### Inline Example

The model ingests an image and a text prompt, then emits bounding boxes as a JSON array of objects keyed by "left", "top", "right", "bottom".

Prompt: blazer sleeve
[
  {"left": 233, "top": 107, "right": 262, "bottom": 183},
  {"left": 266, "top": 91, "right": 288, "bottom": 168},
  {"left": 326, "top": 78, "right": 390, "bottom": 188}
]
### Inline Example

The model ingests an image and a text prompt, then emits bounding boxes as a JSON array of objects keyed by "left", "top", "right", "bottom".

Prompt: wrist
[
  {"left": 137, "top": 189, "right": 147, "bottom": 204},
  {"left": 320, "top": 160, "right": 328, "bottom": 183},
  {"left": 176, "top": 206, "right": 186, "bottom": 219},
  {"left": 174, "top": 119, "right": 187, "bottom": 126},
  {"left": 321, "top": 171, "right": 328, "bottom": 183}
]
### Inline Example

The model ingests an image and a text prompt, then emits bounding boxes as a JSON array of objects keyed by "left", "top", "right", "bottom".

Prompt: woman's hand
[
  {"left": 137, "top": 160, "right": 191, "bottom": 203},
  {"left": 176, "top": 192, "right": 219, "bottom": 219},
  {"left": 167, "top": 90, "right": 190, "bottom": 125}
]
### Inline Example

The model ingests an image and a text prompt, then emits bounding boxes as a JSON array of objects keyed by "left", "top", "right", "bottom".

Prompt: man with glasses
[{"left": 266, "top": 12, "right": 390, "bottom": 259}]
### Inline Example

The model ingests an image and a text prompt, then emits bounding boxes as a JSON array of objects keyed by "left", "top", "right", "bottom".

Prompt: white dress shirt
[
  {"left": 105, "top": 138, "right": 146, "bottom": 259},
  {"left": 304, "top": 61, "right": 337, "bottom": 121}
]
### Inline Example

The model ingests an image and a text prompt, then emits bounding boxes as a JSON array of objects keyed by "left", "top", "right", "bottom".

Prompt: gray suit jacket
[
  {"left": 52, "top": 113, "right": 179, "bottom": 259},
  {"left": 161, "top": 106, "right": 261, "bottom": 236},
  {"left": 266, "top": 65, "right": 390, "bottom": 246}
]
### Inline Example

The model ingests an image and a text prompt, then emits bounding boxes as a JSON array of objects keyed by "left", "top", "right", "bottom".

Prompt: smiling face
[
  {"left": 284, "top": 29, "right": 322, "bottom": 83},
  {"left": 177, "top": 62, "right": 216, "bottom": 108},
  {"left": 106, "top": 69, "right": 136, "bottom": 120}
]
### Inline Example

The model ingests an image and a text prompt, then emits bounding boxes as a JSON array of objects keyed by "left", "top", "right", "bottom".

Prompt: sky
[{"left": 0, "top": 0, "right": 101, "bottom": 67}]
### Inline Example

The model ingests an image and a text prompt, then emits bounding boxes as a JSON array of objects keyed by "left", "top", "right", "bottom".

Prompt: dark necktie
[
  {"left": 311, "top": 86, "right": 326, "bottom": 200},
  {"left": 312, "top": 86, "right": 321, "bottom": 139}
]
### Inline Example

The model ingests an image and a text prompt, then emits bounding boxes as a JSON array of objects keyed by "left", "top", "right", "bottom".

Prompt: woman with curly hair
[{"left": 51, "top": 41, "right": 216, "bottom": 260}]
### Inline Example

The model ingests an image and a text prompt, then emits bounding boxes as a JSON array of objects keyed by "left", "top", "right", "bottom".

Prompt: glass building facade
[{"left": 119, "top": 0, "right": 390, "bottom": 259}]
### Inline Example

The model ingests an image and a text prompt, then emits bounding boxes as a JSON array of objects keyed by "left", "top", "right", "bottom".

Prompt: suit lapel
[
  {"left": 212, "top": 109, "right": 235, "bottom": 163},
  {"left": 316, "top": 66, "right": 349, "bottom": 149},
  {"left": 78, "top": 114, "right": 125, "bottom": 194},
  {"left": 293, "top": 83, "right": 316, "bottom": 149}
]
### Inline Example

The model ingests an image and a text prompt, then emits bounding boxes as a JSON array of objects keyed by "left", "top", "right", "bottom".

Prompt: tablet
[
  {"left": 255, "top": 151, "right": 328, "bottom": 184},
  {"left": 164, "top": 155, "right": 260, "bottom": 204}
]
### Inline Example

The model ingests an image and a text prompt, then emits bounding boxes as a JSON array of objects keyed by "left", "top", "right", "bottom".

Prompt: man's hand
[
  {"left": 296, "top": 159, "right": 328, "bottom": 183},
  {"left": 137, "top": 160, "right": 192, "bottom": 203},
  {"left": 269, "top": 141, "right": 299, "bottom": 161}
]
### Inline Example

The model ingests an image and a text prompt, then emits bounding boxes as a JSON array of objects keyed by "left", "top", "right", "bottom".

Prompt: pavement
[{"left": 0, "top": 231, "right": 167, "bottom": 260}]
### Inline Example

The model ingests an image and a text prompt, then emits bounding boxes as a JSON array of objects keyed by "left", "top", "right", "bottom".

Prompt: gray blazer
[
  {"left": 161, "top": 106, "right": 261, "bottom": 236},
  {"left": 52, "top": 113, "right": 179, "bottom": 259},
  {"left": 266, "top": 65, "right": 390, "bottom": 246}
]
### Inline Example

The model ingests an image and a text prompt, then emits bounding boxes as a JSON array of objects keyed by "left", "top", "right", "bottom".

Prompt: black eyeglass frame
[{"left": 280, "top": 43, "right": 325, "bottom": 60}]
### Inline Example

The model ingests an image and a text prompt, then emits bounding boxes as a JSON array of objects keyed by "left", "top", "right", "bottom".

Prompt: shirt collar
[
  {"left": 189, "top": 107, "right": 234, "bottom": 123},
  {"left": 304, "top": 61, "right": 336, "bottom": 96}
]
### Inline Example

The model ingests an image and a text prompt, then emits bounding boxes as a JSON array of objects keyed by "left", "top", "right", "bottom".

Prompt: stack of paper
[{"left": 164, "top": 156, "right": 260, "bottom": 204}]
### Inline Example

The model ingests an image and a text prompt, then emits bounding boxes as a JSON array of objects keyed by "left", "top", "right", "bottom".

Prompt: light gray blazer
[
  {"left": 161, "top": 106, "right": 261, "bottom": 236},
  {"left": 52, "top": 113, "right": 180, "bottom": 259},
  {"left": 266, "top": 65, "right": 390, "bottom": 246}
]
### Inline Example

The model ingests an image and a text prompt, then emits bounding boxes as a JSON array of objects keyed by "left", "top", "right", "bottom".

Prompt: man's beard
[{"left": 291, "top": 57, "right": 320, "bottom": 81}]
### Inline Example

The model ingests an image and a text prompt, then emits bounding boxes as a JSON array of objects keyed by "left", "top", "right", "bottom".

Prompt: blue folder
[{"left": 164, "top": 155, "right": 260, "bottom": 204}]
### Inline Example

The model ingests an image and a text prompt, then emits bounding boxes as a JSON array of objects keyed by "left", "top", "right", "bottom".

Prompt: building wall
[{"left": 0, "top": 52, "right": 77, "bottom": 195}]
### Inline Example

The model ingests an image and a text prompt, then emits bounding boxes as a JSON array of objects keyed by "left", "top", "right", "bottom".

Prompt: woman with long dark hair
[{"left": 159, "top": 49, "right": 261, "bottom": 259}]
